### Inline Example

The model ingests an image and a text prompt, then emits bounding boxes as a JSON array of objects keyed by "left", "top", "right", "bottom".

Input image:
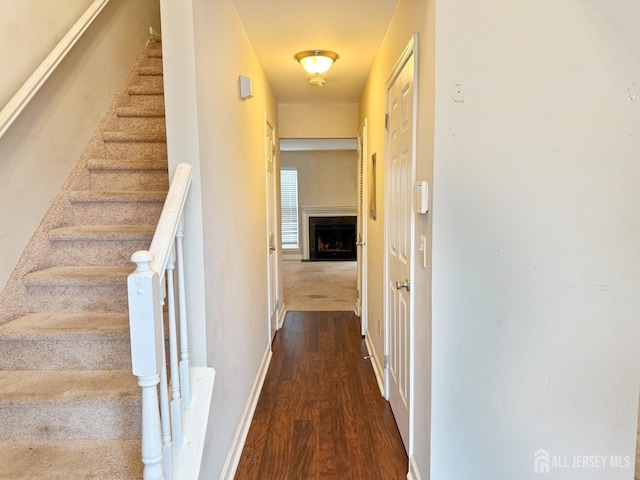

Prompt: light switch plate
[{"left": 419, "top": 235, "right": 427, "bottom": 268}]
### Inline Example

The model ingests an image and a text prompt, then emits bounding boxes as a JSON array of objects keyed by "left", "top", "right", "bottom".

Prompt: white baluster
[
  {"left": 176, "top": 216, "right": 192, "bottom": 408},
  {"left": 128, "top": 251, "right": 165, "bottom": 480},
  {"left": 159, "top": 346, "right": 172, "bottom": 479},
  {"left": 167, "top": 246, "right": 183, "bottom": 450}
]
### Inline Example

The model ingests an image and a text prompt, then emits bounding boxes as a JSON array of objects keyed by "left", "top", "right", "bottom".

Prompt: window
[{"left": 280, "top": 169, "right": 299, "bottom": 249}]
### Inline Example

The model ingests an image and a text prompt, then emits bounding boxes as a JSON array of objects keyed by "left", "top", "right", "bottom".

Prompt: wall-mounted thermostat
[{"left": 413, "top": 181, "right": 429, "bottom": 214}]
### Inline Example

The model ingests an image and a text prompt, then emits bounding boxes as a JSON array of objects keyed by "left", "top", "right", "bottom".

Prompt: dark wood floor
[{"left": 235, "top": 311, "right": 408, "bottom": 479}]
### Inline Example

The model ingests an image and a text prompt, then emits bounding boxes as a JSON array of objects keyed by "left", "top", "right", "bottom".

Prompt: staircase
[{"left": 0, "top": 36, "right": 167, "bottom": 479}]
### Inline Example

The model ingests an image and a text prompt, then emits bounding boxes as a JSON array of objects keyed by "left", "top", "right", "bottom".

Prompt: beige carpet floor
[{"left": 283, "top": 260, "right": 357, "bottom": 311}]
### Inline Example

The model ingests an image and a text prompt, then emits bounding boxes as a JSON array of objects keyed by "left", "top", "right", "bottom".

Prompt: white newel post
[{"left": 128, "top": 251, "right": 166, "bottom": 480}]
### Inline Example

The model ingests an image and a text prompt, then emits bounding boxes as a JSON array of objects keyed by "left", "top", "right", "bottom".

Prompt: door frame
[
  {"left": 383, "top": 33, "right": 418, "bottom": 452},
  {"left": 356, "top": 118, "right": 368, "bottom": 336},
  {"left": 264, "top": 113, "right": 280, "bottom": 344}
]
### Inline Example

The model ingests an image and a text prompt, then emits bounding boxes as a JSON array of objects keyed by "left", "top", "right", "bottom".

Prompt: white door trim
[
  {"left": 357, "top": 118, "right": 369, "bottom": 335},
  {"left": 383, "top": 32, "right": 419, "bottom": 454},
  {"left": 264, "top": 112, "right": 279, "bottom": 344}
]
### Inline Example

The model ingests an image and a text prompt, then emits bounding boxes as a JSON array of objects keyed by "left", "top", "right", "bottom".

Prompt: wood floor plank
[
  {"left": 235, "top": 311, "right": 408, "bottom": 479},
  {"left": 287, "top": 419, "right": 316, "bottom": 479}
]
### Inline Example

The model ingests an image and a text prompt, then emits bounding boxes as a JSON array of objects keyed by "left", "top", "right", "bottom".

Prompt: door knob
[
  {"left": 269, "top": 246, "right": 276, "bottom": 252},
  {"left": 395, "top": 280, "right": 410, "bottom": 292}
]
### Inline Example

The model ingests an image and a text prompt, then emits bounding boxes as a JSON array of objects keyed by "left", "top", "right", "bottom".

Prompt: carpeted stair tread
[
  {"left": 87, "top": 158, "right": 167, "bottom": 171},
  {"left": 69, "top": 190, "right": 167, "bottom": 203},
  {"left": 0, "top": 439, "right": 141, "bottom": 480},
  {"left": 0, "top": 35, "right": 167, "bottom": 475},
  {"left": 0, "top": 369, "right": 138, "bottom": 403},
  {"left": 49, "top": 224, "right": 155, "bottom": 241},
  {"left": 116, "top": 106, "right": 165, "bottom": 117},
  {"left": 137, "top": 65, "right": 163, "bottom": 76},
  {"left": 0, "top": 313, "right": 129, "bottom": 340},
  {"left": 103, "top": 130, "right": 166, "bottom": 142},
  {"left": 127, "top": 84, "right": 164, "bottom": 95},
  {"left": 23, "top": 266, "right": 132, "bottom": 287}
]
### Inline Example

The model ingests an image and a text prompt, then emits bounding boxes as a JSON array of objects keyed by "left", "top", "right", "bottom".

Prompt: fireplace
[
  {"left": 300, "top": 205, "right": 357, "bottom": 261},
  {"left": 308, "top": 216, "right": 357, "bottom": 261}
]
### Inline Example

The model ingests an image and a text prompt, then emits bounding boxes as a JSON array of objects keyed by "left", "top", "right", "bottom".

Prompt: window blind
[{"left": 280, "top": 169, "right": 299, "bottom": 249}]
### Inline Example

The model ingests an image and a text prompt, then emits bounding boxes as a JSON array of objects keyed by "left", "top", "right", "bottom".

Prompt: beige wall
[
  {"left": 0, "top": 0, "right": 161, "bottom": 290},
  {"left": 0, "top": 0, "right": 93, "bottom": 107},
  {"left": 432, "top": 1, "right": 640, "bottom": 478},
  {"left": 191, "top": 0, "right": 279, "bottom": 477},
  {"left": 279, "top": 103, "right": 358, "bottom": 138},
  {"left": 358, "top": 0, "right": 434, "bottom": 475},
  {"left": 281, "top": 150, "right": 357, "bottom": 207}
]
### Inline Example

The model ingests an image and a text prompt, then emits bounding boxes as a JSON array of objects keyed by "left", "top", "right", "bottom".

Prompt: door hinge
[
  {"left": 275, "top": 299, "right": 279, "bottom": 310},
  {"left": 384, "top": 113, "right": 389, "bottom": 130},
  {"left": 356, "top": 289, "right": 360, "bottom": 299},
  {"left": 384, "top": 354, "right": 389, "bottom": 369}
]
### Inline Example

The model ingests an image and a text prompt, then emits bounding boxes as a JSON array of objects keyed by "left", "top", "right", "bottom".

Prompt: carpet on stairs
[{"left": 0, "top": 35, "right": 168, "bottom": 479}]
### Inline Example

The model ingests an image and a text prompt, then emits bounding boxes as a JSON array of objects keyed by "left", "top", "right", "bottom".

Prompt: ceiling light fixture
[
  {"left": 295, "top": 50, "right": 338, "bottom": 87},
  {"left": 295, "top": 50, "right": 339, "bottom": 74}
]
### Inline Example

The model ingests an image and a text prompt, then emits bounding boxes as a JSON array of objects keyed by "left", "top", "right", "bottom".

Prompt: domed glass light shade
[{"left": 295, "top": 50, "right": 339, "bottom": 75}]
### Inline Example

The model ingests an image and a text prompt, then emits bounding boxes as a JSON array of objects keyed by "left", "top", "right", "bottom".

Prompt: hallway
[
  {"left": 282, "top": 261, "right": 357, "bottom": 311},
  {"left": 235, "top": 311, "right": 407, "bottom": 479}
]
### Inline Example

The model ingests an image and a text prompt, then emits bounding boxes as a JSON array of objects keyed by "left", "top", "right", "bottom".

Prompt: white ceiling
[{"left": 231, "top": 0, "right": 399, "bottom": 104}]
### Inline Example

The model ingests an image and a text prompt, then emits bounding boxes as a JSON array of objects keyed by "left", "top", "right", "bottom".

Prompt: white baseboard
[
  {"left": 278, "top": 302, "right": 286, "bottom": 328},
  {"left": 365, "top": 332, "right": 385, "bottom": 397},
  {"left": 219, "top": 345, "right": 272, "bottom": 480},
  {"left": 406, "top": 455, "right": 423, "bottom": 480}
]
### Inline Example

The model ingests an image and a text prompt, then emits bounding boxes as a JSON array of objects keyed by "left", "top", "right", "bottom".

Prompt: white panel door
[
  {"left": 265, "top": 118, "right": 278, "bottom": 343},
  {"left": 356, "top": 119, "right": 368, "bottom": 336},
  {"left": 386, "top": 43, "right": 415, "bottom": 452}
]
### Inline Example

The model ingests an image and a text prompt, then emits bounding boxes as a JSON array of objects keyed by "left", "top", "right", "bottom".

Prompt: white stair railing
[{"left": 127, "top": 163, "right": 193, "bottom": 480}]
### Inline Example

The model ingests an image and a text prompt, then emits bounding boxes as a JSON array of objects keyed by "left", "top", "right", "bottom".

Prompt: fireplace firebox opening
[{"left": 308, "top": 216, "right": 357, "bottom": 261}]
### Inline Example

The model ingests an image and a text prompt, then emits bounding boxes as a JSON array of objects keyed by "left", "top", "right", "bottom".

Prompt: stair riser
[
  {"left": 0, "top": 339, "right": 131, "bottom": 370},
  {"left": 0, "top": 401, "right": 140, "bottom": 440},
  {"left": 141, "top": 57, "right": 163, "bottom": 70},
  {"left": 26, "top": 285, "right": 129, "bottom": 314},
  {"left": 89, "top": 170, "right": 168, "bottom": 191},
  {"left": 70, "top": 201, "right": 163, "bottom": 225},
  {"left": 138, "top": 76, "right": 163, "bottom": 89},
  {"left": 50, "top": 240, "right": 153, "bottom": 267},
  {"left": 118, "top": 116, "right": 166, "bottom": 133},
  {"left": 126, "top": 94, "right": 165, "bottom": 109},
  {"left": 105, "top": 141, "right": 167, "bottom": 159}
]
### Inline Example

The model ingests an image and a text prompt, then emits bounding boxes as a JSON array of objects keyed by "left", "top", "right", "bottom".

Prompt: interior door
[
  {"left": 385, "top": 39, "right": 416, "bottom": 452},
  {"left": 356, "top": 119, "right": 368, "bottom": 335},
  {"left": 265, "top": 118, "right": 278, "bottom": 343}
]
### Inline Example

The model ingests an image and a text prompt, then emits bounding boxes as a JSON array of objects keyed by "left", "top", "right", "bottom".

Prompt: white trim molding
[
  {"left": 278, "top": 302, "right": 287, "bottom": 329},
  {"left": 280, "top": 138, "right": 357, "bottom": 151},
  {"left": 406, "top": 456, "right": 424, "bottom": 480},
  {"left": 365, "top": 333, "right": 385, "bottom": 397},
  {"left": 219, "top": 345, "right": 272, "bottom": 479},
  {"left": 301, "top": 205, "right": 357, "bottom": 260}
]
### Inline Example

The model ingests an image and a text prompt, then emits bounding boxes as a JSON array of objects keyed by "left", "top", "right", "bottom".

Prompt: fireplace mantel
[{"left": 301, "top": 205, "right": 357, "bottom": 260}]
